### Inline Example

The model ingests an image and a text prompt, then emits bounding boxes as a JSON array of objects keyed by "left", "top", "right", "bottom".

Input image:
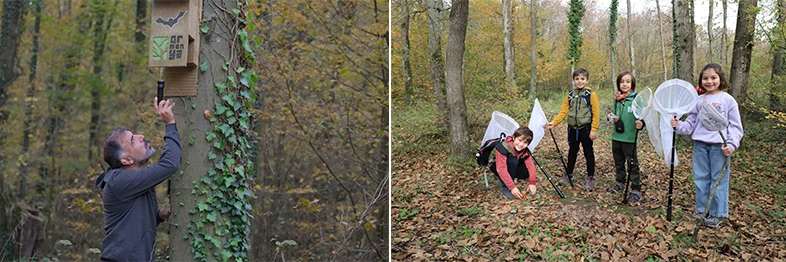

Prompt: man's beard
[{"left": 135, "top": 146, "right": 156, "bottom": 166}]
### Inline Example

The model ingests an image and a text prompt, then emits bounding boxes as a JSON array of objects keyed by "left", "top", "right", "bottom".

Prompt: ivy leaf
[
  {"left": 199, "top": 61, "right": 208, "bottom": 72},
  {"left": 234, "top": 166, "right": 245, "bottom": 177},
  {"left": 207, "top": 212, "right": 218, "bottom": 222},
  {"left": 208, "top": 150, "right": 217, "bottom": 160},
  {"left": 198, "top": 202, "right": 208, "bottom": 211},
  {"left": 206, "top": 131, "right": 216, "bottom": 142},
  {"left": 225, "top": 176, "right": 236, "bottom": 187},
  {"left": 220, "top": 249, "right": 232, "bottom": 261},
  {"left": 200, "top": 24, "right": 209, "bottom": 33},
  {"left": 215, "top": 103, "right": 228, "bottom": 115},
  {"left": 215, "top": 82, "right": 227, "bottom": 93},
  {"left": 213, "top": 140, "right": 224, "bottom": 150}
]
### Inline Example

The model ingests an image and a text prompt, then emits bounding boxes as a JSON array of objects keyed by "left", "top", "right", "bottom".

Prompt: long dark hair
[{"left": 698, "top": 63, "right": 728, "bottom": 92}]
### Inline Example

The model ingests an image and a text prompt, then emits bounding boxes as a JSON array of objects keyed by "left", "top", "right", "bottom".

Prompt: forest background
[
  {"left": 0, "top": 0, "right": 389, "bottom": 261},
  {"left": 392, "top": 0, "right": 786, "bottom": 260}
]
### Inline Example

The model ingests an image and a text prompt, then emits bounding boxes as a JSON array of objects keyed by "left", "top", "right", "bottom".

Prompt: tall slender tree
[
  {"left": 772, "top": 0, "right": 786, "bottom": 110},
  {"left": 21, "top": 0, "right": 44, "bottom": 201},
  {"left": 427, "top": 0, "right": 448, "bottom": 129},
  {"left": 446, "top": 0, "right": 470, "bottom": 158},
  {"left": 709, "top": 0, "right": 714, "bottom": 61},
  {"left": 722, "top": 0, "right": 728, "bottom": 65},
  {"left": 609, "top": 0, "right": 618, "bottom": 87},
  {"left": 530, "top": 0, "right": 537, "bottom": 98},
  {"left": 656, "top": 0, "right": 668, "bottom": 81},
  {"left": 503, "top": 0, "right": 517, "bottom": 95},
  {"left": 401, "top": 0, "right": 414, "bottom": 104},
  {"left": 625, "top": 0, "right": 635, "bottom": 75},
  {"left": 730, "top": 0, "right": 758, "bottom": 104},
  {"left": 88, "top": 0, "right": 115, "bottom": 161}
]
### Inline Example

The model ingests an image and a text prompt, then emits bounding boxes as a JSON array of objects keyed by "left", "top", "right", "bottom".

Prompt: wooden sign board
[
  {"left": 150, "top": 0, "right": 201, "bottom": 97},
  {"left": 149, "top": 0, "right": 201, "bottom": 67}
]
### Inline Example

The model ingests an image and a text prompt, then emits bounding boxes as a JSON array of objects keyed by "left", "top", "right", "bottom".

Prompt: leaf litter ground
[{"left": 392, "top": 125, "right": 786, "bottom": 261}]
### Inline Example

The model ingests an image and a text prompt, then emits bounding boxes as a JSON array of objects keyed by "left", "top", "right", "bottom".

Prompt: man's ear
[{"left": 119, "top": 156, "right": 135, "bottom": 166}]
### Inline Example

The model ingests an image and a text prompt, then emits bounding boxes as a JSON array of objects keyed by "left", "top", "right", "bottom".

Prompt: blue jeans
[{"left": 692, "top": 141, "right": 731, "bottom": 217}]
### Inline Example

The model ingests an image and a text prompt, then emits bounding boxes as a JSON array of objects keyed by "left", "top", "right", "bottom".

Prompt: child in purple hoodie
[{"left": 671, "top": 63, "right": 744, "bottom": 228}]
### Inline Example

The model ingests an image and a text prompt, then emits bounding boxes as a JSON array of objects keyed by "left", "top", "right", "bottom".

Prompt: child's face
[
  {"left": 573, "top": 74, "right": 588, "bottom": 89},
  {"left": 513, "top": 136, "right": 529, "bottom": 152},
  {"left": 701, "top": 69, "right": 721, "bottom": 94},
  {"left": 619, "top": 74, "right": 632, "bottom": 93}
]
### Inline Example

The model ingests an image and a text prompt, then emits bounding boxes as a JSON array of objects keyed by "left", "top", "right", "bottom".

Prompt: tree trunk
[
  {"left": 626, "top": 0, "right": 635, "bottom": 75},
  {"left": 503, "top": 0, "right": 517, "bottom": 95},
  {"left": 427, "top": 0, "right": 448, "bottom": 130},
  {"left": 772, "top": 0, "right": 785, "bottom": 110},
  {"left": 709, "top": 0, "right": 713, "bottom": 61},
  {"left": 401, "top": 0, "right": 414, "bottom": 104},
  {"left": 656, "top": 0, "right": 667, "bottom": 81},
  {"left": 89, "top": 0, "right": 112, "bottom": 162},
  {"left": 169, "top": 0, "right": 250, "bottom": 260},
  {"left": 21, "top": 0, "right": 43, "bottom": 201},
  {"left": 673, "top": 0, "right": 695, "bottom": 81},
  {"left": 0, "top": 0, "right": 25, "bottom": 232},
  {"left": 609, "top": 0, "right": 617, "bottom": 88},
  {"left": 135, "top": 0, "right": 147, "bottom": 44},
  {"left": 446, "top": 0, "right": 470, "bottom": 158},
  {"left": 530, "top": 0, "right": 537, "bottom": 98},
  {"left": 723, "top": 0, "right": 728, "bottom": 65},
  {"left": 730, "top": 0, "right": 758, "bottom": 104}
]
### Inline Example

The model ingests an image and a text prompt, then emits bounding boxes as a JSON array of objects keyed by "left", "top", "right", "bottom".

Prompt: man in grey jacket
[{"left": 95, "top": 97, "right": 181, "bottom": 261}]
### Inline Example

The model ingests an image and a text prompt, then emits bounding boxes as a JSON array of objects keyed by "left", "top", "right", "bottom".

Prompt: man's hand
[
  {"left": 159, "top": 204, "right": 171, "bottom": 221},
  {"left": 154, "top": 97, "right": 175, "bottom": 124}
]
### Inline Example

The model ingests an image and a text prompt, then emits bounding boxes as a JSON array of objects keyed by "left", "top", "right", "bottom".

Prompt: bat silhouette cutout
[{"left": 155, "top": 10, "right": 187, "bottom": 28}]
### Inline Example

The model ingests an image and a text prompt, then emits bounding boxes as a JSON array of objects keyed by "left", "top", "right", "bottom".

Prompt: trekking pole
[
  {"left": 527, "top": 148, "right": 565, "bottom": 198},
  {"left": 667, "top": 115, "right": 676, "bottom": 221},
  {"left": 692, "top": 132, "right": 730, "bottom": 240},
  {"left": 622, "top": 121, "right": 640, "bottom": 204},
  {"left": 549, "top": 129, "right": 574, "bottom": 187}
]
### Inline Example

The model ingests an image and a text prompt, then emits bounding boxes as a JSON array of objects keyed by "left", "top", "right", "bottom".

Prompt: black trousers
[{"left": 566, "top": 126, "right": 595, "bottom": 177}]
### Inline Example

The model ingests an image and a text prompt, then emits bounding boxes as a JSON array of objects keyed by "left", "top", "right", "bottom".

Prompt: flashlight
[{"left": 157, "top": 80, "right": 165, "bottom": 105}]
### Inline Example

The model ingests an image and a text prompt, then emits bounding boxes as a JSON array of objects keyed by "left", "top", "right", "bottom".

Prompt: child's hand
[
  {"left": 545, "top": 122, "right": 554, "bottom": 129},
  {"left": 527, "top": 185, "right": 537, "bottom": 195},
  {"left": 511, "top": 188, "right": 525, "bottom": 200},
  {"left": 635, "top": 120, "right": 644, "bottom": 130},
  {"left": 671, "top": 117, "right": 679, "bottom": 128},
  {"left": 721, "top": 144, "right": 733, "bottom": 156},
  {"left": 589, "top": 131, "right": 597, "bottom": 140}
]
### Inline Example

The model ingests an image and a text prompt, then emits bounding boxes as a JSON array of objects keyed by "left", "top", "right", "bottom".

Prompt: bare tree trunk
[
  {"left": 135, "top": 0, "right": 147, "bottom": 44},
  {"left": 428, "top": 0, "right": 448, "bottom": 130},
  {"left": 21, "top": 0, "right": 43, "bottom": 201},
  {"left": 626, "top": 0, "right": 635, "bottom": 75},
  {"left": 723, "top": 0, "right": 728, "bottom": 65},
  {"left": 503, "top": 0, "right": 517, "bottom": 95},
  {"left": 89, "top": 0, "right": 112, "bottom": 162},
  {"left": 709, "top": 0, "right": 713, "bottom": 61},
  {"left": 673, "top": 0, "right": 695, "bottom": 81},
  {"left": 530, "top": 0, "right": 537, "bottom": 98},
  {"left": 401, "top": 0, "right": 414, "bottom": 104},
  {"left": 0, "top": 0, "right": 25, "bottom": 232},
  {"left": 656, "top": 0, "right": 667, "bottom": 81},
  {"left": 609, "top": 0, "right": 617, "bottom": 88},
  {"left": 772, "top": 0, "right": 785, "bottom": 110},
  {"left": 446, "top": 0, "right": 470, "bottom": 158},
  {"left": 730, "top": 0, "right": 758, "bottom": 104}
]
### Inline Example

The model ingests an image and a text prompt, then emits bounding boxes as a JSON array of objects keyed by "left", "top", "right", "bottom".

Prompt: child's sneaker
[
  {"left": 558, "top": 174, "right": 573, "bottom": 185},
  {"left": 627, "top": 191, "right": 642, "bottom": 203},
  {"left": 584, "top": 176, "right": 595, "bottom": 190},
  {"left": 704, "top": 216, "right": 724, "bottom": 228},
  {"left": 691, "top": 212, "right": 708, "bottom": 220},
  {"left": 607, "top": 182, "right": 625, "bottom": 193}
]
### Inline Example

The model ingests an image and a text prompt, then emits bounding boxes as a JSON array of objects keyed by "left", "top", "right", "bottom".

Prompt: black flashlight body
[{"left": 157, "top": 80, "right": 165, "bottom": 104}]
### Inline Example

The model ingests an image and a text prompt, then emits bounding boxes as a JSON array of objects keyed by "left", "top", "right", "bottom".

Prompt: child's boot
[
  {"left": 607, "top": 182, "right": 625, "bottom": 193},
  {"left": 627, "top": 190, "right": 642, "bottom": 203}
]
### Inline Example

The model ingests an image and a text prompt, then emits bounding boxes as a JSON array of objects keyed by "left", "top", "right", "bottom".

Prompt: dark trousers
[
  {"left": 612, "top": 140, "right": 641, "bottom": 191},
  {"left": 566, "top": 126, "right": 595, "bottom": 177}
]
